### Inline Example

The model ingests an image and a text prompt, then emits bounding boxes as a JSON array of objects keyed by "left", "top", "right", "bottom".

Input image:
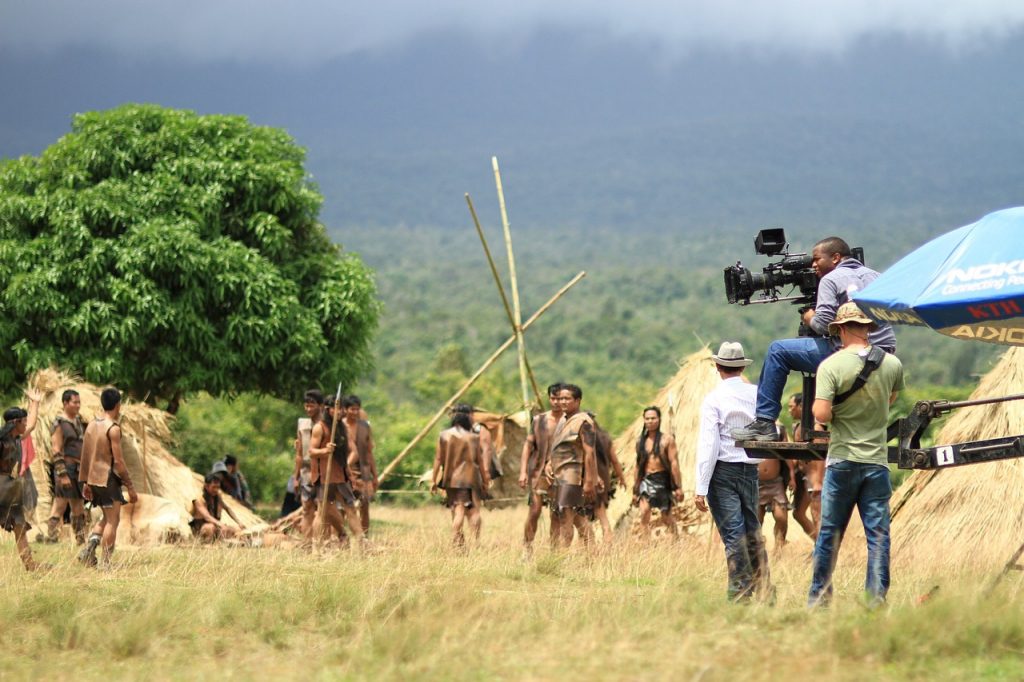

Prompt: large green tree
[{"left": 0, "top": 104, "right": 379, "bottom": 408}]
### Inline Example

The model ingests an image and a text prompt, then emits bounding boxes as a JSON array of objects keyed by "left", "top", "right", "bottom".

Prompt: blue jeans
[
  {"left": 808, "top": 461, "right": 892, "bottom": 606},
  {"left": 755, "top": 336, "right": 833, "bottom": 421},
  {"left": 707, "top": 462, "right": 769, "bottom": 601}
]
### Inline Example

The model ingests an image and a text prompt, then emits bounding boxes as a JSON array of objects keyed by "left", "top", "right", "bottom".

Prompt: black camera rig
[{"left": 723, "top": 228, "right": 864, "bottom": 337}]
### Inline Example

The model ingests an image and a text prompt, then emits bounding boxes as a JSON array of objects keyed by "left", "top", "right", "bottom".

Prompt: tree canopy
[{"left": 0, "top": 104, "right": 379, "bottom": 406}]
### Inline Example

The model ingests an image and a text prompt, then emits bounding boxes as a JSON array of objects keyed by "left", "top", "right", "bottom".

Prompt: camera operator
[{"left": 731, "top": 237, "right": 896, "bottom": 442}]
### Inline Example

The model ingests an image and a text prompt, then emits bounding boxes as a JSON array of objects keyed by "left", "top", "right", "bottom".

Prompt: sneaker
[{"left": 730, "top": 419, "right": 778, "bottom": 442}]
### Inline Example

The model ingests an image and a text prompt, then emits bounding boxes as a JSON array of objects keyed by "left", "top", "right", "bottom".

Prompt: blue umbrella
[{"left": 854, "top": 207, "right": 1024, "bottom": 346}]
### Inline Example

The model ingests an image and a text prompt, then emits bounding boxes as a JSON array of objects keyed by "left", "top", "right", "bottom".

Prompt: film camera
[{"left": 723, "top": 229, "right": 864, "bottom": 335}]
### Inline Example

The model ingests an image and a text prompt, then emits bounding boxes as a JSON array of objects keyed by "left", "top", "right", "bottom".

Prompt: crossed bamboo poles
[{"left": 379, "top": 157, "right": 585, "bottom": 483}]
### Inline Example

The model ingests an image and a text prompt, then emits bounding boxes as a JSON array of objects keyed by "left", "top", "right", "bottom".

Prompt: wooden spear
[
  {"left": 315, "top": 382, "right": 344, "bottom": 545},
  {"left": 491, "top": 157, "right": 532, "bottom": 417},
  {"left": 465, "top": 192, "right": 544, "bottom": 409},
  {"left": 379, "top": 271, "right": 586, "bottom": 483}
]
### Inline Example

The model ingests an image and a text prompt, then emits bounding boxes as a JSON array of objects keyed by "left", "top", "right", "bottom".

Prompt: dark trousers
[{"left": 707, "top": 461, "right": 769, "bottom": 601}]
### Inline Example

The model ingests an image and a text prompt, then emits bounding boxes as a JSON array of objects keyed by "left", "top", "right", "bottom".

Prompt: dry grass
[
  {"left": 1, "top": 504, "right": 1022, "bottom": 681},
  {"left": 885, "top": 348, "right": 1024, "bottom": 571}
]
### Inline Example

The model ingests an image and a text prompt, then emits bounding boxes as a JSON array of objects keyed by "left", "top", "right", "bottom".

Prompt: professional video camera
[{"left": 723, "top": 227, "right": 864, "bottom": 308}]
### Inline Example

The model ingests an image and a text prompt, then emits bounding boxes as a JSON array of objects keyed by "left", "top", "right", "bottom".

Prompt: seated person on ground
[{"left": 190, "top": 474, "right": 246, "bottom": 542}]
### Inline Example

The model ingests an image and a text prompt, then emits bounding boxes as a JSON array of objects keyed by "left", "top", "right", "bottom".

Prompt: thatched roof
[
  {"left": 25, "top": 369, "right": 265, "bottom": 544},
  {"left": 609, "top": 347, "right": 721, "bottom": 534},
  {"left": 883, "top": 348, "right": 1024, "bottom": 572}
]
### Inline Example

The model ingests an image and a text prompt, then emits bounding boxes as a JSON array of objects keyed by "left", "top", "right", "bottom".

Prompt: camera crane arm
[{"left": 889, "top": 393, "right": 1024, "bottom": 469}]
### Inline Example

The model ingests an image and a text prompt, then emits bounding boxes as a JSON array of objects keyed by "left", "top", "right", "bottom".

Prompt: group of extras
[
  {"left": 432, "top": 236, "right": 906, "bottom": 608},
  {"left": 2, "top": 236, "right": 904, "bottom": 606},
  {"left": 287, "top": 390, "right": 378, "bottom": 547},
  {"left": 0, "top": 386, "right": 266, "bottom": 571}
]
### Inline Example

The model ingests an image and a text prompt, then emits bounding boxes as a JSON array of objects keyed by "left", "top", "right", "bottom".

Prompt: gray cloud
[{"left": 3, "top": 0, "right": 1024, "bottom": 64}]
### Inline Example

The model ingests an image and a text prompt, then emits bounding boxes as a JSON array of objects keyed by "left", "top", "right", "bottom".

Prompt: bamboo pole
[
  {"left": 465, "top": 192, "right": 544, "bottom": 409},
  {"left": 315, "top": 382, "right": 344, "bottom": 545},
  {"left": 492, "top": 157, "right": 532, "bottom": 417},
  {"left": 379, "top": 270, "right": 586, "bottom": 483},
  {"left": 141, "top": 427, "right": 152, "bottom": 494}
]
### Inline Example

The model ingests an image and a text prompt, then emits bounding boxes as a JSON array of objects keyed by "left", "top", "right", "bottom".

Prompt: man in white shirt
[{"left": 694, "top": 342, "right": 770, "bottom": 601}]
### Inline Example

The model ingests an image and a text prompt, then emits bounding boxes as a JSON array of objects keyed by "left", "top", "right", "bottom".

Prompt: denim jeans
[
  {"left": 754, "top": 336, "right": 834, "bottom": 421},
  {"left": 808, "top": 460, "right": 892, "bottom": 606},
  {"left": 707, "top": 462, "right": 769, "bottom": 601}
]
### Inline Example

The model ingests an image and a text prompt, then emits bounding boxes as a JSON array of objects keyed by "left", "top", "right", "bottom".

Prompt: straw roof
[
  {"left": 24, "top": 368, "right": 265, "bottom": 544},
  {"left": 474, "top": 410, "right": 528, "bottom": 507},
  {"left": 881, "top": 348, "right": 1024, "bottom": 573},
  {"left": 609, "top": 347, "right": 721, "bottom": 534}
]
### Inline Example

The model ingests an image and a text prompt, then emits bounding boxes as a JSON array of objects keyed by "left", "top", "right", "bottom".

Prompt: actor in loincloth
[
  {"left": 311, "top": 399, "right": 361, "bottom": 545},
  {"left": 46, "top": 389, "right": 88, "bottom": 544},
  {"left": 294, "top": 389, "right": 324, "bottom": 540},
  {"left": 0, "top": 389, "right": 44, "bottom": 571},
  {"left": 547, "top": 384, "right": 598, "bottom": 548},
  {"left": 757, "top": 457, "right": 790, "bottom": 550},
  {"left": 190, "top": 474, "right": 246, "bottom": 542},
  {"left": 785, "top": 393, "right": 818, "bottom": 540},
  {"left": 343, "top": 395, "right": 377, "bottom": 537},
  {"left": 588, "top": 414, "right": 627, "bottom": 542},
  {"left": 633, "top": 406, "right": 683, "bottom": 540},
  {"left": 787, "top": 390, "right": 825, "bottom": 540},
  {"left": 518, "top": 383, "right": 563, "bottom": 551},
  {"left": 431, "top": 408, "right": 490, "bottom": 548},
  {"left": 78, "top": 387, "right": 138, "bottom": 569}
]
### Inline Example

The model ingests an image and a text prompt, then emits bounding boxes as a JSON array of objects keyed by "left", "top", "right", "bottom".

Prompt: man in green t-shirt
[{"left": 809, "top": 302, "right": 904, "bottom": 607}]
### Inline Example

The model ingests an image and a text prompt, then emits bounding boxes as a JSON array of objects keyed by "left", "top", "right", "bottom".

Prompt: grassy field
[{"left": 1, "top": 506, "right": 1022, "bottom": 681}]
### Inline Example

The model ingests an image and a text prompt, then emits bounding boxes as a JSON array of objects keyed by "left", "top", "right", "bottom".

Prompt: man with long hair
[
  {"left": 633, "top": 406, "right": 682, "bottom": 540},
  {"left": 0, "top": 389, "right": 43, "bottom": 570},
  {"left": 431, "top": 406, "right": 490, "bottom": 548}
]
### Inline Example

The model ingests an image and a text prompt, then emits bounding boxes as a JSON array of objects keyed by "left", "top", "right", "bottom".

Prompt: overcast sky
[{"left": 4, "top": 0, "right": 1024, "bottom": 64}]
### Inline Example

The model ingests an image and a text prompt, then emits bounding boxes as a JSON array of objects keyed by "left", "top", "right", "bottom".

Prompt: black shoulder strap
[{"left": 833, "top": 347, "right": 886, "bottom": 406}]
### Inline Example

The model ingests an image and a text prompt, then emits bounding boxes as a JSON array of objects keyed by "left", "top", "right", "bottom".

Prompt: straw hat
[
  {"left": 711, "top": 341, "right": 753, "bottom": 367},
  {"left": 827, "top": 302, "right": 879, "bottom": 336}
]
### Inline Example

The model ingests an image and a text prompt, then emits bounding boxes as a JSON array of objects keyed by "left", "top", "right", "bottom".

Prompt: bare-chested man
[
  {"left": 311, "top": 399, "right": 361, "bottom": 545},
  {"left": 190, "top": 474, "right": 246, "bottom": 542},
  {"left": 342, "top": 395, "right": 377, "bottom": 537},
  {"left": 518, "top": 383, "right": 563, "bottom": 551},
  {"left": 590, "top": 414, "right": 627, "bottom": 542},
  {"left": 78, "top": 387, "right": 138, "bottom": 569},
  {"left": 785, "top": 393, "right": 819, "bottom": 540},
  {"left": 294, "top": 389, "right": 324, "bottom": 539},
  {"left": 46, "top": 389, "right": 87, "bottom": 544},
  {"left": 757, "top": 457, "right": 789, "bottom": 550},
  {"left": 431, "top": 408, "right": 490, "bottom": 548},
  {"left": 633, "top": 406, "right": 683, "bottom": 539},
  {"left": 0, "top": 390, "right": 44, "bottom": 571},
  {"left": 547, "top": 384, "right": 598, "bottom": 548}
]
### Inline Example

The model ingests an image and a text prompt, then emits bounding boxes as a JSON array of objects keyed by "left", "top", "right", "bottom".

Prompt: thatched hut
[
  {"left": 882, "top": 348, "right": 1024, "bottom": 573},
  {"left": 473, "top": 410, "right": 529, "bottom": 506},
  {"left": 609, "top": 347, "right": 721, "bottom": 535},
  {"left": 24, "top": 369, "right": 265, "bottom": 545}
]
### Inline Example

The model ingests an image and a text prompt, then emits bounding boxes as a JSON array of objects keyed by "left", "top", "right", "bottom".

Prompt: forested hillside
[{"left": 324, "top": 220, "right": 998, "bottom": 490}]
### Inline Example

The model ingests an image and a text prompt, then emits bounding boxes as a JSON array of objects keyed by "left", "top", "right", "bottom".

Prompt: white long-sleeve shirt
[{"left": 694, "top": 376, "right": 761, "bottom": 496}]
